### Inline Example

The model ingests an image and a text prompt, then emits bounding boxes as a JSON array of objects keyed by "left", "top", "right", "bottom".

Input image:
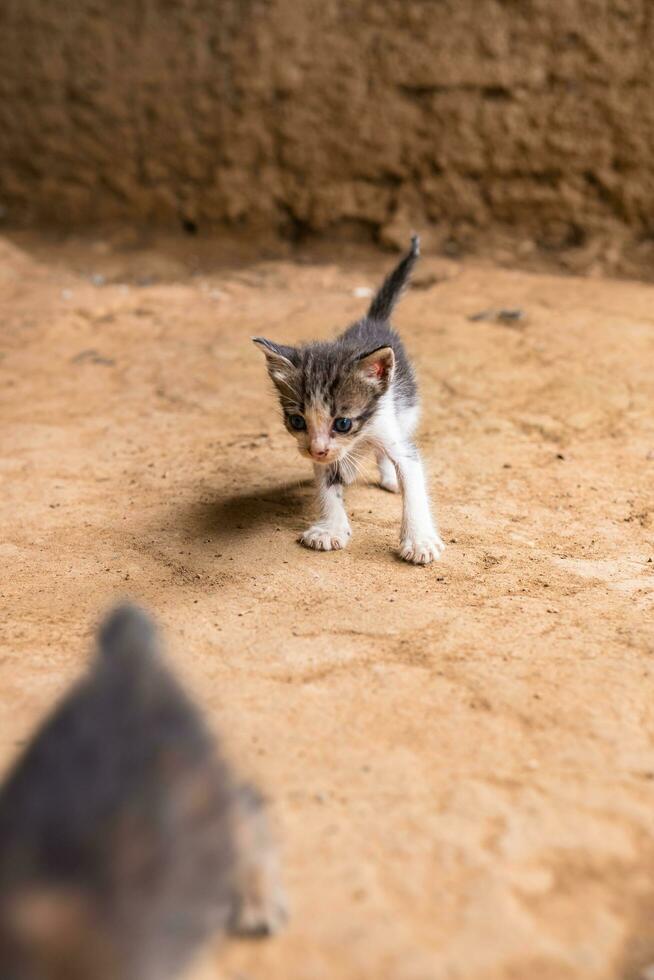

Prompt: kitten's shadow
[{"left": 186, "top": 480, "right": 312, "bottom": 543}]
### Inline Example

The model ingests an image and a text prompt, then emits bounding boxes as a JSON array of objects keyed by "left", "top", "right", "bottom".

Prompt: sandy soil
[{"left": 1, "top": 232, "right": 653, "bottom": 980}]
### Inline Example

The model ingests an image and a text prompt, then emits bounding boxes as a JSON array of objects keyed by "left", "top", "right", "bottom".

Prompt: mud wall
[{"left": 2, "top": 0, "right": 654, "bottom": 246}]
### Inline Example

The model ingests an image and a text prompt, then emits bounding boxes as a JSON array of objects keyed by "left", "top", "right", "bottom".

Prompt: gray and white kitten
[
  {"left": 0, "top": 605, "right": 287, "bottom": 980},
  {"left": 254, "top": 236, "right": 445, "bottom": 564}
]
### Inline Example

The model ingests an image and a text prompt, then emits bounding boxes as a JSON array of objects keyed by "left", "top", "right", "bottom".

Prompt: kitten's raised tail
[{"left": 367, "top": 234, "right": 420, "bottom": 322}]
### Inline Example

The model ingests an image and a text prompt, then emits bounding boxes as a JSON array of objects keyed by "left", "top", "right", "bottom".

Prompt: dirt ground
[{"left": 1, "top": 231, "right": 653, "bottom": 980}]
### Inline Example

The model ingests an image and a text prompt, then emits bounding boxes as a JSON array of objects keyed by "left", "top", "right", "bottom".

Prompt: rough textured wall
[{"left": 2, "top": 0, "right": 654, "bottom": 245}]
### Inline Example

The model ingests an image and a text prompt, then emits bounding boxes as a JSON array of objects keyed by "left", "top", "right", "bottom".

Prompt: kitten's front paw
[
  {"left": 399, "top": 532, "right": 445, "bottom": 565},
  {"left": 300, "top": 524, "right": 351, "bottom": 552}
]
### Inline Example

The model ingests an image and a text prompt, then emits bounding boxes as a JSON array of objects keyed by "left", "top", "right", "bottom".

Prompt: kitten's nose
[{"left": 310, "top": 447, "right": 329, "bottom": 460}]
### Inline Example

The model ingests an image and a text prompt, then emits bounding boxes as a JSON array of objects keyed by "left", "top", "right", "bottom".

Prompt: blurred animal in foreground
[{"left": 0, "top": 605, "right": 287, "bottom": 980}]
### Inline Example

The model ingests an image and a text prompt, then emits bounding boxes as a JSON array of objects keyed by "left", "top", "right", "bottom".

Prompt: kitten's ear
[
  {"left": 252, "top": 338, "right": 298, "bottom": 367},
  {"left": 252, "top": 338, "right": 299, "bottom": 397},
  {"left": 355, "top": 346, "right": 395, "bottom": 391}
]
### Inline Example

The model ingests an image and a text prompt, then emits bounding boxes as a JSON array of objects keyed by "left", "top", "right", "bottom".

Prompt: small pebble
[
  {"left": 468, "top": 307, "right": 525, "bottom": 326},
  {"left": 497, "top": 308, "right": 524, "bottom": 323}
]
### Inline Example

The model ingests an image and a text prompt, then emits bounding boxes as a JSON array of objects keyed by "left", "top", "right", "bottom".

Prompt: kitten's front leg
[
  {"left": 388, "top": 444, "right": 445, "bottom": 565},
  {"left": 300, "top": 464, "right": 352, "bottom": 552}
]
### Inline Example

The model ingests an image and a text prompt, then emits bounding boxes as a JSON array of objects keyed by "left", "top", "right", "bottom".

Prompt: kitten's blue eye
[
  {"left": 334, "top": 417, "right": 352, "bottom": 433},
  {"left": 288, "top": 414, "right": 306, "bottom": 431}
]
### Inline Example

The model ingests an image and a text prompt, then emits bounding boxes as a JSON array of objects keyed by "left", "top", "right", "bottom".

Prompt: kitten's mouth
[{"left": 302, "top": 449, "right": 340, "bottom": 465}]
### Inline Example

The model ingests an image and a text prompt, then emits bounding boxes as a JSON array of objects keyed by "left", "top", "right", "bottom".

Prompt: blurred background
[
  {"left": 2, "top": 4, "right": 654, "bottom": 980},
  {"left": 2, "top": 0, "right": 654, "bottom": 277}
]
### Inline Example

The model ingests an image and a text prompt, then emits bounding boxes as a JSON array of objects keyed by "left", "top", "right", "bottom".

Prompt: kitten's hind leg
[
  {"left": 299, "top": 464, "right": 352, "bottom": 552},
  {"left": 377, "top": 451, "right": 399, "bottom": 493}
]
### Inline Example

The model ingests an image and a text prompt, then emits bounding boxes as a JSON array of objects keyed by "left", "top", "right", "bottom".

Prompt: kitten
[
  {"left": 0, "top": 605, "right": 287, "bottom": 980},
  {"left": 254, "top": 235, "right": 445, "bottom": 564}
]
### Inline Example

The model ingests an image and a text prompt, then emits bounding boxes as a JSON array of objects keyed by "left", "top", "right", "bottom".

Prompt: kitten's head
[
  {"left": 252, "top": 338, "right": 394, "bottom": 465},
  {"left": 253, "top": 235, "right": 419, "bottom": 466}
]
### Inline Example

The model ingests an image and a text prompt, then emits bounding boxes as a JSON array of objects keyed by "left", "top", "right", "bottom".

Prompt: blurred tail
[
  {"left": 367, "top": 234, "right": 420, "bottom": 321},
  {"left": 97, "top": 603, "right": 159, "bottom": 665}
]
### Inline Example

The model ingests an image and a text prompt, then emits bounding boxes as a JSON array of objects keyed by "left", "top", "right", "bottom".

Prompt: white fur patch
[{"left": 295, "top": 369, "right": 443, "bottom": 565}]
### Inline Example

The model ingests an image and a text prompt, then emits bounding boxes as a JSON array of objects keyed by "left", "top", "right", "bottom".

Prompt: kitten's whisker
[
  {"left": 342, "top": 451, "right": 367, "bottom": 483},
  {"left": 345, "top": 457, "right": 360, "bottom": 484},
  {"left": 348, "top": 446, "right": 368, "bottom": 468},
  {"left": 340, "top": 456, "right": 354, "bottom": 483}
]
